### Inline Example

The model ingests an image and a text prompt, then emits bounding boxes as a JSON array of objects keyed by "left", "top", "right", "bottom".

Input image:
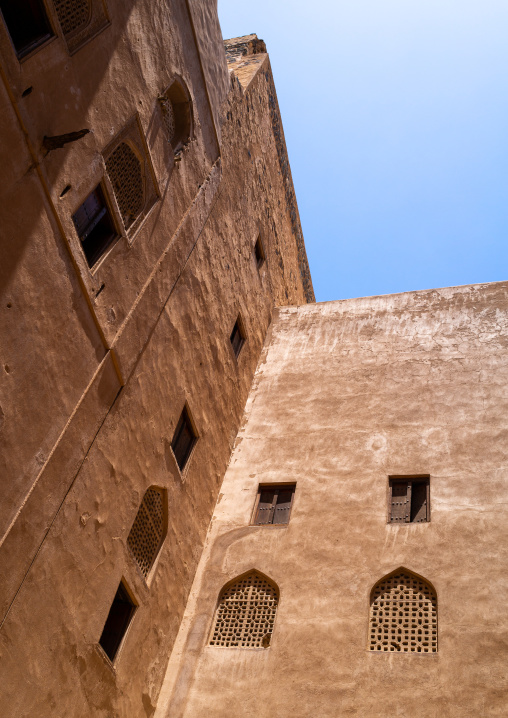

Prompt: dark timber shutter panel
[
  {"left": 411, "top": 482, "right": 428, "bottom": 523},
  {"left": 273, "top": 489, "right": 293, "bottom": 524},
  {"left": 390, "top": 481, "right": 409, "bottom": 523},
  {"left": 255, "top": 490, "right": 276, "bottom": 524}
]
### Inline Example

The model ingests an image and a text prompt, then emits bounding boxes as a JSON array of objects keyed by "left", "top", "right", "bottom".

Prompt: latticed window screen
[
  {"left": 369, "top": 571, "right": 437, "bottom": 653},
  {"left": 106, "top": 142, "right": 144, "bottom": 230},
  {"left": 209, "top": 571, "right": 279, "bottom": 648},
  {"left": 159, "top": 96, "right": 176, "bottom": 145},
  {"left": 127, "top": 487, "right": 165, "bottom": 578},
  {"left": 54, "top": 0, "right": 91, "bottom": 36}
]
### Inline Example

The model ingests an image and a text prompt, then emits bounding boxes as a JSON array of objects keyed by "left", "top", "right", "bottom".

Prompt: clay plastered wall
[
  {"left": 157, "top": 282, "right": 508, "bottom": 718},
  {"left": 0, "top": 35, "right": 310, "bottom": 718}
]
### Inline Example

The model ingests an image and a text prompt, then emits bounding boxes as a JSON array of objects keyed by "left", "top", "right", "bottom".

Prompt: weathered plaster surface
[
  {"left": 157, "top": 282, "right": 508, "bottom": 718},
  {"left": 0, "top": 9, "right": 311, "bottom": 718}
]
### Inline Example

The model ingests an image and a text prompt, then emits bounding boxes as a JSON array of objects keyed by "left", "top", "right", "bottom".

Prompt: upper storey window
[
  {"left": 0, "top": 0, "right": 53, "bottom": 58},
  {"left": 72, "top": 184, "right": 118, "bottom": 268},
  {"left": 54, "top": 0, "right": 90, "bottom": 37},
  {"left": 171, "top": 405, "right": 197, "bottom": 472},
  {"left": 127, "top": 487, "right": 166, "bottom": 579},
  {"left": 158, "top": 79, "right": 192, "bottom": 154},
  {"left": 253, "top": 485, "right": 295, "bottom": 525},
  {"left": 389, "top": 477, "right": 430, "bottom": 524}
]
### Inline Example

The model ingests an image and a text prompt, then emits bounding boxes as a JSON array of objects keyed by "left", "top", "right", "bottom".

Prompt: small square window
[
  {"left": 99, "top": 581, "right": 136, "bottom": 662},
  {"left": 171, "top": 405, "right": 197, "bottom": 471},
  {"left": 252, "top": 484, "right": 296, "bottom": 526},
  {"left": 0, "top": 0, "right": 53, "bottom": 58},
  {"left": 389, "top": 477, "right": 430, "bottom": 523},
  {"left": 230, "top": 316, "right": 245, "bottom": 358},
  {"left": 72, "top": 185, "right": 118, "bottom": 269},
  {"left": 254, "top": 236, "right": 265, "bottom": 269}
]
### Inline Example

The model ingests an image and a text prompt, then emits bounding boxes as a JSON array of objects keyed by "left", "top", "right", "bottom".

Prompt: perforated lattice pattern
[
  {"left": 127, "top": 488, "right": 164, "bottom": 578},
  {"left": 210, "top": 572, "right": 278, "bottom": 648},
  {"left": 369, "top": 572, "right": 437, "bottom": 653},
  {"left": 106, "top": 142, "right": 144, "bottom": 230},
  {"left": 159, "top": 97, "right": 176, "bottom": 144},
  {"left": 54, "top": 0, "right": 91, "bottom": 36}
]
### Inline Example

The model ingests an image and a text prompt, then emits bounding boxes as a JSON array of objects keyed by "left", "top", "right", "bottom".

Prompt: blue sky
[{"left": 218, "top": 0, "right": 508, "bottom": 302}]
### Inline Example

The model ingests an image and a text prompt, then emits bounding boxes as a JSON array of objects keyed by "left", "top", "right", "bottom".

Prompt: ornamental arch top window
[
  {"left": 369, "top": 569, "right": 437, "bottom": 653},
  {"left": 103, "top": 119, "right": 158, "bottom": 237},
  {"left": 127, "top": 487, "right": 166, "bottom": 579},
  {"left": 209, "top": 570, "right": 279, "bottom": 649},
  {"left": 158, "top": 79, "right": 193, "bottom": 153},
  {"left": 53, "top": 0, "right": 90, "bottom": 38}
]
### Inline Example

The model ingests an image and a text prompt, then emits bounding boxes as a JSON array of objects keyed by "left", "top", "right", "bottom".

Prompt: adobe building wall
[
  {"left": 0, "top": 3, "right": 313, "bottom": 716},
  {"left": 155, "top": 281, "right": 508, "bottom": 718}
]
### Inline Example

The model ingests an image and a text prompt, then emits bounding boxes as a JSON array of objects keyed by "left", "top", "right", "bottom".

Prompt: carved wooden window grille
[
  {"left": 106, "top": 142, "right": 144, "bottom": 231},
  {"left": 158, "top": 80, "right": 192, "bottom": 152},
  {"left": 127, "top": 487, "right": 165, "bottom": 578},
  {"left": 210, "top": 571, "right": 278, "bottom": 649},
  {"left": 389, "top": 477, "right": 430, "bottom": 523},
  {"left": 369, "top": 571, "right": 437, "bottom": 653},
  {"left": 53, "top": 0, "right": 90, "bottom": 37}
]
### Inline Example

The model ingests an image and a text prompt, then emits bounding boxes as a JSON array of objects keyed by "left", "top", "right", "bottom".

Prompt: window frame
[
  {"left": 230, "top": 314, "right": 246, "bottom": 359},
  {"left": 98, "top": 579, "right": 137, "bottom": 664},
  {"left": 72, "top": 181, "right": 120, "bottom": 270},
  {"left": 0, "top": 0, "right": 55, "bottom": 60},
  {"left": 171, "top": 404, "right": 198, "bottom": 474},
  {"left": 251, "top": 483, "right": 296, "bottom": 527},
  {"left": 387, "top": 475, "right": 430, "bottom": 524}
]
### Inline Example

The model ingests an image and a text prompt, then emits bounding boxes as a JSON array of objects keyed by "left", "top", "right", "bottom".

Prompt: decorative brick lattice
[
  {"left": 127, "top": 488, "right": 164, "bottom": 578},
  {"left": 54, "top": 0, "right": 91, "bottom": 36},
  {"left": 106, "top": 142, "right": 144, "bottom": 230},
  {"left": 369, "top": 571, "right": 437, "bottom": 653},
  {"left": 210, "top": 572, "right": 278, "bottom": 648},
  {"left": 159, "top": 97, "right": 176, "bottom": 144}
]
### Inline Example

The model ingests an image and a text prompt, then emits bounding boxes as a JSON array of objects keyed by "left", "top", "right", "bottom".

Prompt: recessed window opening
[
  {"left": 0, "top": 0, "right": 53, "bottom": 58},
  {"left": 230, "top": 316, "right": 245, "bottom": 358},
  {"left": 389, "top": 477, "right": 430, "bottom": 523},
  {"left": 253, "top": 484, "right": 295, "bottom": 525},
  {"left": 127, "top": 487, "right": 166, "bottom": 578},
  {"left": 72, "top": 184, "right": 118, "bottom": 268},
  {"left": 171, "top": 405, "right": 197, "bottom": 471},
  {"left": 158, "top": 79, "right": 192, "bottom": 152},
  {"left": 209, "top": 571, "right": 279, "bottom": 649},
  {"left": 99, "top": 580, "right": 136, "bottom": 662},
  {"left": 369, "top": 570, "right": 437, "bottom": 653},
  {"left": 254, "top": 236, "right": 265, "bottom": 268}
]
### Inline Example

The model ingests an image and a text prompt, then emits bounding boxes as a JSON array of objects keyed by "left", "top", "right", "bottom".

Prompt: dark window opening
[
  {"left": 389, "top": 478, "right": 430, "bottom": 523},
  {"left": 253, "top": 484, "right": 296, "bottom": 525},
  {"left": 99, "top": 581, "right": 136, "bottom": 662},
  {"left": 171, "top": 406, "right": 197, "bottom": 471},
  {"left": 0, "top": 0, "right": 53, "bottom": 58},
  {"left": 72, "top": 185, "right": 118, "bottom": 268},
  {"left": 230, "top": 317, "right": 245, "bottom": 358},
  {"left": 254, "top": 236, "right": 265, "bottom": 268}
]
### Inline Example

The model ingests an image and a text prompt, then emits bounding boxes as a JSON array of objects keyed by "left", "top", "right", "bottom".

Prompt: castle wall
[
  {"left": 0, "top": 3, "right": 312, "bottom": 715},
  {"left": 157, "top": 281, "right": 508, "bottom": 718}
]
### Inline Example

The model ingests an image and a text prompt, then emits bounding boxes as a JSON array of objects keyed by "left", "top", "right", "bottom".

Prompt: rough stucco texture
[{"left": 157, "top": 281, "right": 508, "bottom": 718}]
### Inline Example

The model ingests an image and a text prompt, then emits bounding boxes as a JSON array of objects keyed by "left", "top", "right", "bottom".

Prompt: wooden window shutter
[
  {"left": 390, "top": 481, "right": 410, "bottom": 523},
  {"left": 410, "top": 481, "right": 428, "bottom": 523},
  {"left": 273, "top": 488, "right": 294, "bottom": 524},
  {"left": 255, "top": 489, "right": 276, "bottom": 524}
]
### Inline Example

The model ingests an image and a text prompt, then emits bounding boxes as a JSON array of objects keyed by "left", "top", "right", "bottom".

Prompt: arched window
[
  {"left": 127, "top": 487, "right": 166, "bottom": 578},
  {"left": 158, "top": 79, "right": 192, "bottom": 153},
  {"left": 53, "top": 0, "right": 91, "bottom": 38},
  {"left": 105, "top": 141, "right": 144, "bottom": 231},
  {"left": 369, "top": 569, "right": 437, "bottom": 653},
  {"left": 209, "top": 570, "right": 279, "bottom": 649}
]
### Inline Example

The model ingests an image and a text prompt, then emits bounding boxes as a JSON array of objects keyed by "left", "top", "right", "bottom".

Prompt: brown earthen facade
[
  {"left": 156, "top": 282, "right": 508, "bottom": 718},
  {"left": 0, "top": 2, "right": 312, "bottom": 716}
]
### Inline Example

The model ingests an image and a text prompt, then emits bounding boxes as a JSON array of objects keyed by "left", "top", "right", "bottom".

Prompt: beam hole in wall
[
  {"left": 21, "top": 85, "right": 33, "bottom": 97},
  {"left": 59, "top": 184, "right": 72, "bottom": 198}
]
